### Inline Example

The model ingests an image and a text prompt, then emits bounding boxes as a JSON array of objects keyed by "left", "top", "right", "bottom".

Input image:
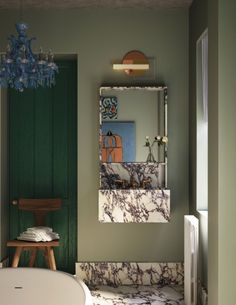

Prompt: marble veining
[
  {"left": 76, "top": 262, "right": 184, "bottom": 287},
  {"left": 99, "top": 189, "right": 170, "bottom": 222},
  {"left": 90, "top": 285, "right": 184, "bottom": 305},
  {"left": 100, "top": 162, "right": 165, "bottom": 190}
]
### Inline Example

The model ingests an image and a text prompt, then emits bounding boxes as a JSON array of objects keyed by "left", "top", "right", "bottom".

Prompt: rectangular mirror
[
  {"left": 99, "top": 86, "right": 168, "bottom": 190},
  {"left": 100, "top": 86, "right": 167, "bottom": 164}
]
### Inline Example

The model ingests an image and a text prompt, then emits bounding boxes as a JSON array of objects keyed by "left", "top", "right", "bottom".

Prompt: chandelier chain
[{"left": 20, "top": 0, "right": 23, "bottom": 22}]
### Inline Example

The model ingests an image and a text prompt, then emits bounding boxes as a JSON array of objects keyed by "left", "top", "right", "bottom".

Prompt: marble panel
[
  {"left": 99, "top": 189, "right": 170, "bottom": 223},
  {"left": 90, "top": 285, "right": 184, "bottom": 305},
  {"left": 76, "top": 262, "right": 184, "bottom": 287}
]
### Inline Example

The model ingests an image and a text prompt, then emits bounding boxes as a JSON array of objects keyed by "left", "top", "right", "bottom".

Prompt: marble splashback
[
  {"left": 99, "top": 189, "right": 170, "bottom": 222},
  {"left": 76, "top": 262, "right": 184, "bottom": 287},
  {"left": 100, "top": 162, "right": 165, "bottom": 190}
]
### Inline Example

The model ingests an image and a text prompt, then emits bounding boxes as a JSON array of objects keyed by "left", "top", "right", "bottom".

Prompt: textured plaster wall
[{"left": 0, "top": 8, "right": 188, "bottom": 262}]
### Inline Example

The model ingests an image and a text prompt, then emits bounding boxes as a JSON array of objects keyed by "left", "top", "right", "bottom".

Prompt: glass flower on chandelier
[{"left": 0, "top": 23, "right": 58, "bottom": 92}]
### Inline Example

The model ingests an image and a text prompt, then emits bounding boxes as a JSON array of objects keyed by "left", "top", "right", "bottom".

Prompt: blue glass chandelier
[{"left": 0, "top": 23, "right": 58, "bottom": 92}]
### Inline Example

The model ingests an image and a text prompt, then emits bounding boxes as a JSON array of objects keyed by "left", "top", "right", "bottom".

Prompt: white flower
[
  {"left": 161, "top": 136, "right": 168, "bottom": 144},
  {"left": 155, "top": 135, "right": 162, "bottom": 141},
  {"left": 145, "top": 136, "right": 150, "bottom": 146}
]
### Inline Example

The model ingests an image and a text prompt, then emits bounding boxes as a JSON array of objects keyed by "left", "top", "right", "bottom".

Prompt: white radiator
[{"left": 184, "top": 215, "right": 199, "bottom": 305}]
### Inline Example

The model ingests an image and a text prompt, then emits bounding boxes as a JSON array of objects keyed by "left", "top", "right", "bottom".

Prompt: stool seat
[
  {"left": 7, "top": 240, "right": 59, "bottom": 270},
  {"left": 7, "top": 240, "right": 59, "bottom": 247}
]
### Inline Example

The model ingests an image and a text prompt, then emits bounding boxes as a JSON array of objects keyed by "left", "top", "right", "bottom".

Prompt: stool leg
[
  {"left": 29, "top": 248, "right": 37, "bottom": 267},
  {"left": 12, "top": 247, "right": 23, "bottom": 268},
  {"left": 43, "top": 247, "right": 50, "bottom": 268},
  {"left": 46, "top": 247, "right": 56, "bottom": 271}
]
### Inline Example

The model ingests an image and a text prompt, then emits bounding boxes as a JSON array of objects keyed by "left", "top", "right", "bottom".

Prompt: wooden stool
[
  {"left": 7, "top": 240, "right": 59, "bottom": 270},
  {"left": 7, "top": 198, "right": 62, "bottom": 270}
]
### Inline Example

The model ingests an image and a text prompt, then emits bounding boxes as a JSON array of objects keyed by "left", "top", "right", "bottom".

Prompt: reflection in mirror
[
  {"left": 100, "top": 162, "right": 166, "bottom": 190},
  {"left": 100, "top": 86, "right": 167, "bottom": 163}
]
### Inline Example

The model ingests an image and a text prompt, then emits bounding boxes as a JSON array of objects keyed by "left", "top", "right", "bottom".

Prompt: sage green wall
[
  {"left": 218, "top": 0, "right": 236, "bottom": 303},
  {"left": 0, "top": 8, "right": 188, "bottom": 262},
  {"left": 208, "top": 0, "right": 236, "bottom": 304},
  {"left": 208, "top": 1, "right": 219, "bottom": 304},
  {"left": 189, "top": 0, "right": 208, "bottom": 288}
]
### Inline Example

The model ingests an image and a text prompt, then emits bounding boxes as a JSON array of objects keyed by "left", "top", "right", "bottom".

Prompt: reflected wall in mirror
[{"left": 99, "top": 86, "right": 167, "bottom": 164}]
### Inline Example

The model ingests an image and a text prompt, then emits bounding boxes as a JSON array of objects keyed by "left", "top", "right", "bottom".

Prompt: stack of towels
[{"left": 17, "top": 226, "right": 60, "bottom": 242}]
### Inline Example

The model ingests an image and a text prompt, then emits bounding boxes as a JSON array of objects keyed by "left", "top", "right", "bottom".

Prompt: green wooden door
[{"left": 9, "top": 60, "right": 77, "bottom": 274}]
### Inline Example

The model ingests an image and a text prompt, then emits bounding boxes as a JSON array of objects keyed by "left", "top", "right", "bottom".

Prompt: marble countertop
[{"left": 90, "top": 284, "right": 184, "bottom": 305}]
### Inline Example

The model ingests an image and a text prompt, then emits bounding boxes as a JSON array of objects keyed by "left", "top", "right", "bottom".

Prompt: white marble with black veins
[
  {"left": 100, "top": 162, "right": 165, "bottom": 190},
  {"left": 90, "top": 284, "right": 184, "bottom": 305},
  {"left": 76, "top": 262, "right": 184, "bottom": 287},
  {"left": 99, "top": 162, "right": 170, "bottom": 223},
  {"left": 99, "top": 189, "right": 170, "bottom": 222}
]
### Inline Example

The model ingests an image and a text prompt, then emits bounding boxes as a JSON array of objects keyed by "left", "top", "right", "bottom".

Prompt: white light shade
[{"left": 113, "top": 63, "right": 149, "bottom": 70}]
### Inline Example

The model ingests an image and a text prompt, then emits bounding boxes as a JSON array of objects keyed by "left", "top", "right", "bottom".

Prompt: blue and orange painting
[{"left": 102, "top": 121, "right": 136, "bottom": 162}]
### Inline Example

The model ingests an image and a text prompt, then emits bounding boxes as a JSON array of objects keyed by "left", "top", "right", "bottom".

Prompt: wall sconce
[{"left": 113, "top": 50, "right": 149, "bottom": 76}]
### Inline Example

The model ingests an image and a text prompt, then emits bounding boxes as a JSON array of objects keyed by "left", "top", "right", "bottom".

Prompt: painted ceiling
[{"left": 0, "top": 0, "right": 193, "bottom": 10}]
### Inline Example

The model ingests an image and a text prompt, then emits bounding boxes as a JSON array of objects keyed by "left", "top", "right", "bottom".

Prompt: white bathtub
[{"left": 0, "top": 268, "right": 92, "bottom": 305}]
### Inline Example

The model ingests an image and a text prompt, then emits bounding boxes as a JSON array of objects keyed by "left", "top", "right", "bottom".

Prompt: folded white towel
[
  {"left": 17, "top": 234, "right": 42, "bottom": 242},
  {"left": 17, "top": 226, "right": 60, "bottom": 242},
  {"left": 19, "top": 232, "right": 39, "bottom": 238},
  {"left": 27, "top": 226, "right": 53, "bottom": 233}
]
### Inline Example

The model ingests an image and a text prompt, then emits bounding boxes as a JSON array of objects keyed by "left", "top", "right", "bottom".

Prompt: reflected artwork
[
  {"left": 101, "top": 121, "right": 135, "bottom": 162},
  {"left": 101, "top": 96, "right": 118, "bottom": 120}
]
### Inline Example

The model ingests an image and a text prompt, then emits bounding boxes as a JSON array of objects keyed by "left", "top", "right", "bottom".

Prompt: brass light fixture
[{"left": 113, "top": 50, "right": 149, "bottom": 76}]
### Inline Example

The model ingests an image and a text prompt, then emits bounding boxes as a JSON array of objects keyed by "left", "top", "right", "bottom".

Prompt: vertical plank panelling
[
  {"left": 34, "top": 88, "right": 53, "bottom": 198},
  {"left": 52, "top": 207, "right": 69, "bottom": 271},
  {"left": 67, "top": 61, "right": 77, "bottom": 274},
  {"left": 18, "top": 90, "right": 35, "bottom": 265},
  {"left": 9, "top": 90, "right": 35, "bottom": 237},
  {"left": 34, "top": 88, "right": 53, "bottom": 267},
  {"left": 9, "top": 90, "right": 35, "bottom": 265},
  {"left": 9, "top": 89, "right": 20, "bottom": 240},
  {"left": 17, "top": 90, "right": 35, "bottom": 200},
  {"left": 53, "top": 65, "right": 68, "bottom": 199},
  {"left": 52, "top": 61, "right": 77, "bottom": 273},
  {"left": 52, "top": 63, "right": 69, "bottom": 272},
  {"left": 9, "top": 60, "right": 77, "bottom": 273}
]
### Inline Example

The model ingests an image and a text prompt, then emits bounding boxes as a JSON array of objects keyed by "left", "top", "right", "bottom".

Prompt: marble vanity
[
  {"left": 99, "top": 189, "right": 170, "bottom": 222},
  {"left": 98, "top": 86, "right": 170, "bottom": 223},
  {"left": 99, "top": 161, "right": 169, "bottom": 222}
]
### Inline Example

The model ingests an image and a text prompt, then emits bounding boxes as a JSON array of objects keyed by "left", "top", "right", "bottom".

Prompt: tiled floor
[{"left": 90, "top": 284, "right": 184, "bottom": 305}]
